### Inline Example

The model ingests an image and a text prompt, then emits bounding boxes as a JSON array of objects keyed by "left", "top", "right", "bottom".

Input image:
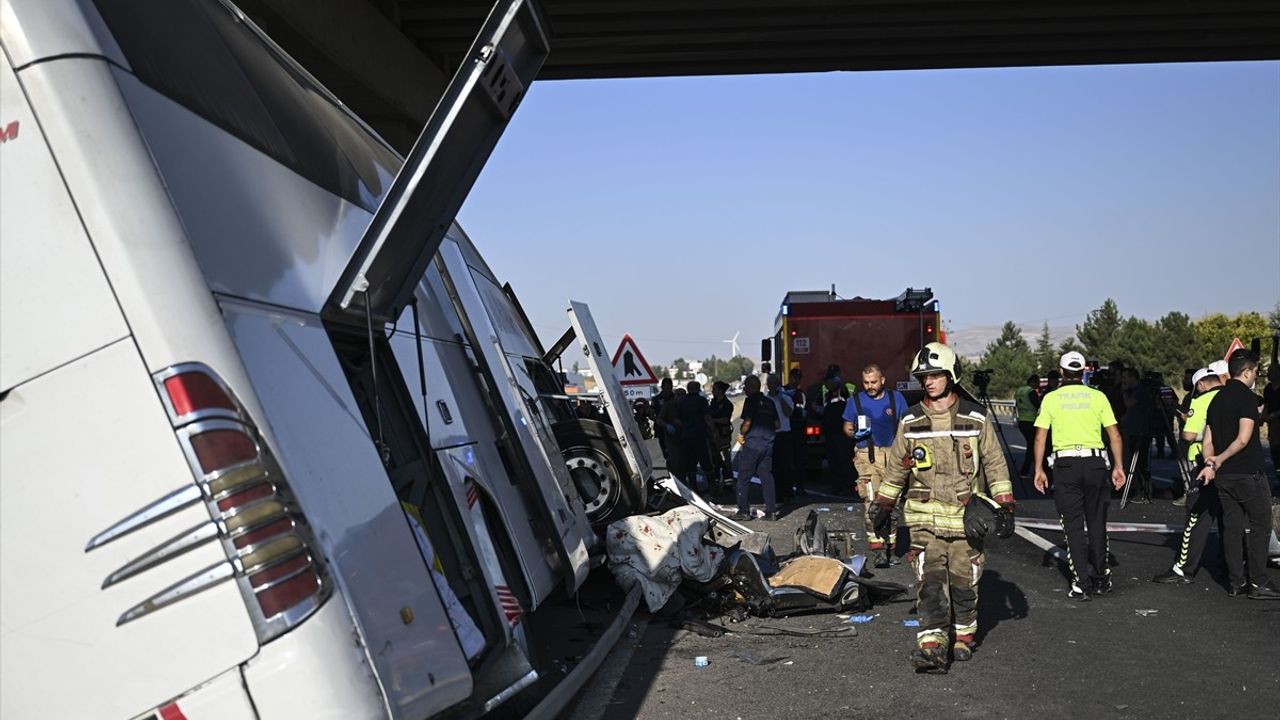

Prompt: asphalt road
[{"left": 567, "top": 416, "right": 1280, "bottom": 720}]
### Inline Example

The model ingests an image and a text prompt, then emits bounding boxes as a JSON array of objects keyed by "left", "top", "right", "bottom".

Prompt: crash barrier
[
  {"left": 985, "top": 400, "right": 1016, "bottom": 419},
  {"left": 524, "top": 585, "right": 641, "bottom": 720}
]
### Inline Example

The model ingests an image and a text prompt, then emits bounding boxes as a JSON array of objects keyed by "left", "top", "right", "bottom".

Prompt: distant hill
[{"left": 947, "top": 324, "right": 1076, "bottom": 361}]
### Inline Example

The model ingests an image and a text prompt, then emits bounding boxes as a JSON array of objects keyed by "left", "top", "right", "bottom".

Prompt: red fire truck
[{"left": 764, "top": 287, "right": 943, "bottom": 477}]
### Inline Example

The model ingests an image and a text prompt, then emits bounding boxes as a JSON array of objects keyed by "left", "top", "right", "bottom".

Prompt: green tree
[
  {"left": 1192, "top": 312, "right": 1271, "bottom": 364},
  {"left": 651, "top": 364, "right": 667, "bottom": 381},
  {"left": 699, "top": 355, "right": 755, "bottom": 383},
  {"left": 1058, "top": 336, "right": 1085, "bottom": 356},
  {"left": 1109, "top": 316, "right": 1159, "bottom": 371},
  {"left": 1033, "top": 322, "right": 1057, "bottom": 374},
  {"left": 671, "top": 357, "right": 690, "bottom": 380},
  {"left": 1076, "top": 299, "right": 1122, "bottom": 361},
  {"left": 1152, "top": 311, "right": 1200, "bottom": 383},
  {"left": 978, "top": 321, "right": 1036, "bottom": 397}
]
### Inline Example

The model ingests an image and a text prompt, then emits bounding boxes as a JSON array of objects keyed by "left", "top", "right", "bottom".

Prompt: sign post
[{"left": 612, "top": 334, "right": 658, "bottom": 401}]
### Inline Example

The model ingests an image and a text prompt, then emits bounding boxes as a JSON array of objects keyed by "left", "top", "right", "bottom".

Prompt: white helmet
[{"left": 911, "top": 342, "right": 960, "bottom": 383}]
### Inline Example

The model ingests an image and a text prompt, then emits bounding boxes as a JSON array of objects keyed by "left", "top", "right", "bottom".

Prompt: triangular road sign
[
  {"left": 611, "top": 334, "right": 658, "bottom": 386},
  {"left": 1224, "top": 337, "right": 1245, "bottom": 361}
]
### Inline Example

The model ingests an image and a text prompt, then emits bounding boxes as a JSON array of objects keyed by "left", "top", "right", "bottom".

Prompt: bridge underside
[{"left": 237, "top": 0, "right": 1280, "bottom": 151}]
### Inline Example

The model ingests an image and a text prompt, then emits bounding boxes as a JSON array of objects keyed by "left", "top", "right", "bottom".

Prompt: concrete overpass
[{"left": 235, "top": 0, "right": 1280, "bottom": 151}]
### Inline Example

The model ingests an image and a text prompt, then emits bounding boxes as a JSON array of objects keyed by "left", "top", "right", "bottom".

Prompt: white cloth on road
[{"left": 606, "top": 506, "right": 725, "bottom": 612}]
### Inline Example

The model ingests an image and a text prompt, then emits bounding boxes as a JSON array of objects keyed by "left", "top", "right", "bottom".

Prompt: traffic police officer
[
  {"left": 1032, "top": 351, "right": 1126, "bottom": 599},
  {"left": 871, "top": 343, "right": 1015, "bottom": 673},
  {"left": 1153, "top": 367, "right": 1223, "bottom": 584}
]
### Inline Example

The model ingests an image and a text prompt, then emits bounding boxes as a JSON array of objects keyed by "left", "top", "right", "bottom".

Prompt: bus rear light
[
  {"left": 254, "top": 566, "right": 323, "bottom": 618},
  {"left": 231, "top": 517, "right": 294, "bottom": 549},
  {"left": 83, "top": 363, "right": 334, "bottom": 639},
  {"left": 163, "top": 372, "right": 236, "bottom": 417},
  {"left": 216, "top": 482, "right": 274, "bottom": 512},
  {"left": 189, "top": 430, "right": 257, "bottom": 473},
  {"left": 805, "top": 425, "right": 822, "bottom": 437},
  {"left": 206, "top": 463, "right": 269, "bottom": 497}
]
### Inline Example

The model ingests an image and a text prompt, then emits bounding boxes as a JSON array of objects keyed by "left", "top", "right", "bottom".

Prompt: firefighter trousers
[
  {"left": 1053, "top": 457, "right": 1111, "bottom": 585},
  {"left": 1174, "top": 482, "right": 1222, "bottom": 577},
  {"left": 909, "top": 528, "right": 984, "bottom": 647},
  {"left": 854, "top": 447, "right": 896, "bottom": 549}
]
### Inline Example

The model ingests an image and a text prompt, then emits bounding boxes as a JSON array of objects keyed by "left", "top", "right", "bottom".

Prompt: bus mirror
[{"left": 760, "top": 338, "right": 772, "bottom": 363}]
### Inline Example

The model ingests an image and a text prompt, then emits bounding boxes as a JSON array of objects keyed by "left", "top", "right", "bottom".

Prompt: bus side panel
[
  {"left": 0, "top": 340, "right": 257, "bottom": 719},
  {"left": 220, "top": 301, "right": 473, "bottom": 719},
  {"left": 388, "top": 322, "right": 559, "bottom": 606},
  {"left": 0, "top": 53, "right": 128, "bottom": 392}
]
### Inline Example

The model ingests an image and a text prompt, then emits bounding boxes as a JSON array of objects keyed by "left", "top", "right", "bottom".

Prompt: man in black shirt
[
  {"left": 678, "top": 381, "right": 716, "bottom": 491},
  {"left": 708, "top": 381, "right": 735, "bottom": 490},
  {"left": 1197, "top": 350, "right": 1279, "bottom": 599}
]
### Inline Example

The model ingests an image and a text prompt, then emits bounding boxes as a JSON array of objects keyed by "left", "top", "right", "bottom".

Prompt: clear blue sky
[{"left": 458, "top": 61, "right": 1280, "bottom": 366}]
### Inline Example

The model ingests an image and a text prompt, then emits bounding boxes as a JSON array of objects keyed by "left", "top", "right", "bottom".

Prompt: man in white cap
[
  {"left": 1153, "top": 367, "right": 1224, "bottom": 584},
  {"left": 1032, "top": 351, "right": 1126, "bottom": 599},
  {"left": 1209, "top": 359, "right": 1229, "bottom": 384}
]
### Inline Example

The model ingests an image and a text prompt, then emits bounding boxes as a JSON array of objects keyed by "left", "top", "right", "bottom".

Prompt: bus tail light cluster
[{"left": 87, "top": 363, "right": 330, "bottom": 643}]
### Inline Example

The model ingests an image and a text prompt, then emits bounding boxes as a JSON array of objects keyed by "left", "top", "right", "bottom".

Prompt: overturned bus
[{"left": 0, "top": 0, "right": 649, "bottom": 717}]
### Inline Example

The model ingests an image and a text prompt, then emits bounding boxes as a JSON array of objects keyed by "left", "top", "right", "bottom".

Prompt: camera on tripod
[{"left": 972, "top": 369, "right": 993, "bottom": 392}]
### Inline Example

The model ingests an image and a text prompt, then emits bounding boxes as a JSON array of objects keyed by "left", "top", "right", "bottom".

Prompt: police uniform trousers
[
  {"left": 909, "top": 528, "right": 984, "bottom": 647},
  {"left": 854, "top": 447, "right": 897, "bottom": 549},
  {"left": 1053, "top": 456, "right": 1112, "bottom": 584},
  {"left": 1216, "top": 472, "right": 1275, "bottom": 588},
  {"left": 1173, "top": 481, "right": 1222, "bottom": 577}
]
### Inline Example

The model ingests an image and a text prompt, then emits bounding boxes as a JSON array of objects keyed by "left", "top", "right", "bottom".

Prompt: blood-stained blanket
[{"left": 606, "top": 506, "right": 725, "bottom": 612}]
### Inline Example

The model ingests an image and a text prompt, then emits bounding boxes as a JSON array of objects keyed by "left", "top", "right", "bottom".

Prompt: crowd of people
[{"left": 642, "top": 340, "right": 1279, "bottom": 674}]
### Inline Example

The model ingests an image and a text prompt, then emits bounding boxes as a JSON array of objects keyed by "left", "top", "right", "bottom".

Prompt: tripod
[
  {"left": 970, "top": 382, "right": 1023, "bottom": 494},
  {"left": 1120, "top": 398, "right": 1192, "bottom": 508}
]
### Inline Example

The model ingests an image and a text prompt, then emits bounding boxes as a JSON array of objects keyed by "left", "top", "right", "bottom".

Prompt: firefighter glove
[
  {"left": 994, "top": 505, "right": 1016, "bottom": 539},
  {"left": 870, "top": 503, "right": 894, "bottom": 540}
]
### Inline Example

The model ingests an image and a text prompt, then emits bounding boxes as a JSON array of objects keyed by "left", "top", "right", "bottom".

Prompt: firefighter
[
  {"left": 870, "top": 342, "right": 1015, "bottom": 673},
  {"left": 1032, "top": 351, "right": 1127, "bottom": 600}
]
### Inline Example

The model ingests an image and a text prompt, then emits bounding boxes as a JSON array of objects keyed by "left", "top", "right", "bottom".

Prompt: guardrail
[{"left": 984, "top": 399, "right": 1016, "bottom": 419}]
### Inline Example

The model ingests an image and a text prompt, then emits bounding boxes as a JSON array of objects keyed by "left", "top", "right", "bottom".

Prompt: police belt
[{"left": 1052, "top": 447, "right": 1104, "bottom": 459}]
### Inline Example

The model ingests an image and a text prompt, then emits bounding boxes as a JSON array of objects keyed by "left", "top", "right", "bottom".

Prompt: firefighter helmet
[{"left": 911, "top": 342, "right": 960, "bottom": 383}]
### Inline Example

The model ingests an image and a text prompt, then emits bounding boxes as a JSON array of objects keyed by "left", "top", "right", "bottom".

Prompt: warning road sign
[
  {"left": 612, "top": 334, "right": 658, "bottom": 386},
  {"left": 1224, "top": 337, "right": 1245, "bottom": 361}
]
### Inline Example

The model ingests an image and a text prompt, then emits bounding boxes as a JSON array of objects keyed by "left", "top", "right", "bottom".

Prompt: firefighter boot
[
  {"left": 910, "top": 643, "right": 949, "bottom": 674},
  {"left": 951, "top": 634, "right": 975, "bottom": 662}
]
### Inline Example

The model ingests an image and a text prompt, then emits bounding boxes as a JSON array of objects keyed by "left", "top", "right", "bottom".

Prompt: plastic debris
[
  {"left": 1135, "top": 609, "right": 1159, "bottom": 617},
  {"left": 783, "top": 661, "right": 795, "bottom": 666},
  {"left": 902, "top": 619, "right": 921, "bottom": 627},
  {"left": 694, "top": 656, "right": 709, "bottom": 668},
  {"left": 848, "top": 614, "right": 877, "bottom": 624},
  {"left": 816, "top": 507, "right": 831, "bottom": 512},
  {"left": 846, "top": 506, "right": 855, "bottom": 512}
]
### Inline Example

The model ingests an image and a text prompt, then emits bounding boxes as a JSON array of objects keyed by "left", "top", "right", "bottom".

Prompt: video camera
[{"left": 972, "top": 369, "right": 993, "bottom": 391}]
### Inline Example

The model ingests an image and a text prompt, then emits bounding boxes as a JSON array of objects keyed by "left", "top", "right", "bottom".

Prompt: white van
[{"left": 0, "top": 0, "right": 631, "bottom": 717}]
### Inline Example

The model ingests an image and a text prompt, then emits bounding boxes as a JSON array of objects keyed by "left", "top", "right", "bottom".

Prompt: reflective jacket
[{"left": 876, "top": 397, "right": 1014, "bottom": 538}]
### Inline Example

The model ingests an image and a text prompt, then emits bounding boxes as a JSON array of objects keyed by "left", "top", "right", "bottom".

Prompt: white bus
[{"left": 1, "top": 0, "right": 647, "bottom": 717}]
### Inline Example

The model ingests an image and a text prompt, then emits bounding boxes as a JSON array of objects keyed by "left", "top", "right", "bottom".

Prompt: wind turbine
[{"left": 722, "top": 331, "right": 740, "bottom": 358}]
